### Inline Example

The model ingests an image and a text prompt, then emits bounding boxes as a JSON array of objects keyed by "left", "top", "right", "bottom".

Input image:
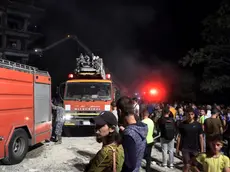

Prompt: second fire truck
[{"left": 61, "top": 54, "right": 118, "bottom": 126}]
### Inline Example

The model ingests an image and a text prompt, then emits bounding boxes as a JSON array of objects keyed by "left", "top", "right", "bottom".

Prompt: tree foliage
[
  {"left": 173, "top": 71, "right": 197, "bottom": 102},
  {"left": 179, "top": 0, "right": 230, "bottom": 92}
]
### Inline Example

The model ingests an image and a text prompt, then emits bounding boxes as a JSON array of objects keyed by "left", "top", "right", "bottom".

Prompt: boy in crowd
[{"left": 192, "top": 135, "right": 230, "bottom": 172}]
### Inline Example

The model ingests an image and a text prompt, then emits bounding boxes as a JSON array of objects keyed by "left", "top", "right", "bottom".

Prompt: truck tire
[{"left": 2, "top": 128, "right": 29, "bottom": 165}]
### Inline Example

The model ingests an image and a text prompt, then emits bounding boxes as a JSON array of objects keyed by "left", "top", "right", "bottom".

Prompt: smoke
[
  {"left": 38, "top": 0, "right": 187, "bottom": 96},
  {"left": 103, "top": 46, "right": 182, "bottom": 95},
  {"left": 104, "top": 48, "right": 149, "bottom": 85}
]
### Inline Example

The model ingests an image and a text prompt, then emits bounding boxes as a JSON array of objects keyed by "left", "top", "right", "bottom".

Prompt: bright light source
[
  {"left": 141, "top": 82, "right": 167, "bottom": 102},
  {"left": 135, "top": 93, "right": 138, "bottom": 95},
  {"left": 68, "top": 74, "right": 74, "bottom": 78},
  {"left": 34, "top": 48, "right": 42, "bottom": 53},
  {"left": 150, "top": 89, "right": 158, "bottom": 95},
  {"left": 106, "top": 74, "right": 111, "bottom": 79},
  {"left": 63, "top": 114, "right": 72, "bottom": 120}
]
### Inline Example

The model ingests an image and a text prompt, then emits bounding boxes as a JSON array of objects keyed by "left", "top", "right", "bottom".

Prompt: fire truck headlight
[
  {"left": 63, "top": 114, "right": 72, "bottom": 120},
  {"left": 105, "top": 105, "right": 111, "bottom": 111}
]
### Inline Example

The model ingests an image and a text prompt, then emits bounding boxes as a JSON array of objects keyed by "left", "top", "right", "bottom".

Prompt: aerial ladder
[
  {"left": 34, "top": 35, "right": 93, "bottom": 57},
  {"left": 33, "top": 35, "right": 106, "bottom": 79}
]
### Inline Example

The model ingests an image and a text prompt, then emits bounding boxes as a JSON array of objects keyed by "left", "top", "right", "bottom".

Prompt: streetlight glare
[{"left": 34, "top": 48, "right": 42, "bottom": 53}]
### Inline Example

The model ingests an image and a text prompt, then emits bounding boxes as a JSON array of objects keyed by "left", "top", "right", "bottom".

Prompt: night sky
[{"left": 32, "top": 0, "right": 220, "bottom": 97}]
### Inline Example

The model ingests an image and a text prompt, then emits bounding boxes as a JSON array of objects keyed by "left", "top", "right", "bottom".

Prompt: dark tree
[{"left": 180, "top": 0, "right": 230, "bottom": 92}]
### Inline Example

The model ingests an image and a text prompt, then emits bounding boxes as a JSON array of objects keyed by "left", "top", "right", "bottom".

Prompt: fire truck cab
[
  {"left": 0, "top": 59, "right": 52, "bottom": 165},
  {"left": 62, "top": 54, "right": 115, "bottom": 126}
]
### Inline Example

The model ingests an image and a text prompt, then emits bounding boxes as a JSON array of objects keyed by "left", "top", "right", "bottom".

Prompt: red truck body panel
[{"left": 0, "top": 62, "right": 52, "bottom": 160}]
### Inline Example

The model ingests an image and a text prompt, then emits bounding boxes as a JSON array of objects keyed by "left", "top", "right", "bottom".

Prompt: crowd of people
[{"left": 84, "top": 97, "right": 230, "bottom": 172}]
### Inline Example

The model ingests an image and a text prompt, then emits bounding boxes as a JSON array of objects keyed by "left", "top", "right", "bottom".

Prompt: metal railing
[{"left": 0, "top": 59, "right": 49, "bottom": 76}]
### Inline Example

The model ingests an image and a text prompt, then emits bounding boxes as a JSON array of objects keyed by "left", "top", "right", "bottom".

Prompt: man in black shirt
[{"left": 176, "top": 108, "right": 204, "bottom": 172}]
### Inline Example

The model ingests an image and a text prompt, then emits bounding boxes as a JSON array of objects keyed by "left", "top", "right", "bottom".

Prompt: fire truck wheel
[{"left": 2, "top": 128, "right": 29, "bottom": 165}]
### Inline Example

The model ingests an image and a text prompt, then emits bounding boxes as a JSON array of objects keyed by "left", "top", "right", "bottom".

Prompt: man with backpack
[{"left": 158, "top": 107, "right": 176, "bottom": 169}]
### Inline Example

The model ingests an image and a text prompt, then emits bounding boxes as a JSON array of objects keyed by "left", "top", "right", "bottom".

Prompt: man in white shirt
[
  {"left": 206, "top": 105, "right": 212, "bottom": 118},
  {"left": 111, "top": 101, "right": 119, "bottom": 133},
  {"left": 111, "top": 101, "right": 118, "bottom": 121},
  {"left": 133, "top": 97, "right": 140, "bottom": 119}
]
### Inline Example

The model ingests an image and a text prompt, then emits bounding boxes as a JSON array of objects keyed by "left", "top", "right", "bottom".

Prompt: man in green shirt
[
  {"left": 142, "top": 108, "right": 154, "bottom": 172},
  {"left": 85, "top": 111, "right": 124, "bottom": 172},
  {"left": 199, "top": 108, "right": 207, "bottom": 128}
]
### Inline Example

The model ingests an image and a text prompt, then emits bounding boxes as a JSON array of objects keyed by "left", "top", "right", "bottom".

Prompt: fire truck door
[{"left": 34, "top": 83, "right": 51, "bottom": 125}]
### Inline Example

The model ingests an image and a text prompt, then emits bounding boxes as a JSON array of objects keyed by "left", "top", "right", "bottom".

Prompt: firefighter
[{"left": 51, "top": 102, "right": 65, "bottom": 144}]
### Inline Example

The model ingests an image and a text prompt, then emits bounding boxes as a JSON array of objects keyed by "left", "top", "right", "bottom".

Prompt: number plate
[
  {"left": 64, "top": 122, "right": 75, "bottom": 126},
  {"left": 83, "top": 121, "right": 91, "bottom": 125}
]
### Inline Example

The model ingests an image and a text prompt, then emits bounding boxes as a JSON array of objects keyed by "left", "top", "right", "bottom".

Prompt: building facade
[{"left": 0, "top": 0, "right": 44, "bottom": 63}]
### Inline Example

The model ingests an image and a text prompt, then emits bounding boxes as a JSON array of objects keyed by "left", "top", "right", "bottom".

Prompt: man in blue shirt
[{"left": 117, "top": 96, "right": 148, "bottom": 172}]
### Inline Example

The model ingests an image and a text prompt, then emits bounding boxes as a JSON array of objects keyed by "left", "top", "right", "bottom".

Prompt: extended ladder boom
[{"left": 34, "top": 35, "right": 93, "bottom": 57}]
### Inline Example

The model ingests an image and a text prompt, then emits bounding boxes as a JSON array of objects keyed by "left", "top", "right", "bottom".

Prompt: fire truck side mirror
[
  {"left": 58, "top": 82, "right": 65, "bottom": 101},
  {"left": 114, "top": 87, "right": 121, "bottom": 101}
]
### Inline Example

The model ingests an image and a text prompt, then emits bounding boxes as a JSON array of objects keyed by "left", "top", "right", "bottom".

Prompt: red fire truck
[
  {"left": 61, "top": 54, "right": 118, "bottom": 126},
  {"left": 0, "top": 59, "right": 52, "bottom": 164}
]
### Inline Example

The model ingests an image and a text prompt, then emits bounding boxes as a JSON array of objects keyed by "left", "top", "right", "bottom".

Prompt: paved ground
[{"left": 0, "top": 137, "right": 183, "bottom": 172}]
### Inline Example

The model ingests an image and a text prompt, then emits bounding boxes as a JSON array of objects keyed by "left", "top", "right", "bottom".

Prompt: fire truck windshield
[{"left": 64, "top": 82, "right": 112, "bottom": 101}]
